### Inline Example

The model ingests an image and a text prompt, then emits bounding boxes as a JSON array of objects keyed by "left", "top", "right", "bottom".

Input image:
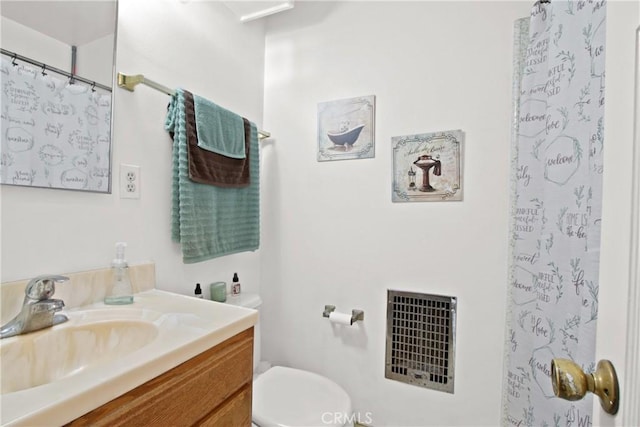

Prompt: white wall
[
  {"left": 1, "top": 17, "right": 71, "bottom": 70},
  {"left": 261, "top": 2, "right": 530, "bottom": 426},
  {"left": 0, "top": 0, "right": 267, "bottom": 298},
  {"left": 77, "top": 34, "right": 115, "bottom": 87},
  {"left": 2, "top": 9, "right": 115, "bottom": 87}
]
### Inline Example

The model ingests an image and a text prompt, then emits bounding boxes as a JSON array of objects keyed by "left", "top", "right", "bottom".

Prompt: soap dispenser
[{"left": 105, "top": 242, "right": 134, "bottom": 305}]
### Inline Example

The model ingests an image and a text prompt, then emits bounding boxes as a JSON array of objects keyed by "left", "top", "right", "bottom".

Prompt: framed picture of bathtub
[
  {"left": 391, "top": 129, "right": 463, "bottom": 202},
  {"left": 317, "top": 95, "right": 375, "bottom": 161}
]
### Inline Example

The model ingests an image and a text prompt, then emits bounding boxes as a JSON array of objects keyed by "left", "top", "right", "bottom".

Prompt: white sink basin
[
  {"left": 1, "top": 314, "right": 159, "bottom": 394},
  {"left": 0, "top": 289, "right": 257, "bottom": 426}
]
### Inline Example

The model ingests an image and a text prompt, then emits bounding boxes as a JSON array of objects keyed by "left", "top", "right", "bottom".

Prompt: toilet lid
[{"left": 252, "top": 366, "right": 352, "bottom": 427}]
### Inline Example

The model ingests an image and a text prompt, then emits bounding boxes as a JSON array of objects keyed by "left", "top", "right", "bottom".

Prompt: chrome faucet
[{"left": 0, "top": 274, "right": 69, "bottom": 339}]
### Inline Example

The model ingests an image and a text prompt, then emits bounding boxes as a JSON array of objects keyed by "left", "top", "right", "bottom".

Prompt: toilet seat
[{"left": 252, "top": 366, "right": 352, "bottom": 427}]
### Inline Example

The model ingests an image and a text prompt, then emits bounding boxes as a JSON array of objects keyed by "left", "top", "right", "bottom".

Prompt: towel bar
[{"left": 117, "top": 72, "right": 271, "bottom": 139}]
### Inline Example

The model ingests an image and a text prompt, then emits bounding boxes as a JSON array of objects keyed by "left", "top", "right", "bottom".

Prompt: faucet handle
[{"left": 25, "top": 275, "right": 69, "bottom": 301}]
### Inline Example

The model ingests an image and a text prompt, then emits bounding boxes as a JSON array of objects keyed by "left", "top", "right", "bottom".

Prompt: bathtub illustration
[{"left": 327, "top": 124, "right": 365, "bottom": 146}]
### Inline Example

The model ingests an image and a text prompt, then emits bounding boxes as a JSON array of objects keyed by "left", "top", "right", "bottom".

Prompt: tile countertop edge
[{"left": 2, "top": 290, "right": 258, "bottom": 427}]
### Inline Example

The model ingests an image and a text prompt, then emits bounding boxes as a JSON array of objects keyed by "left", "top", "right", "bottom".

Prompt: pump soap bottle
[{"left": 105, "top": 242, "right": 134, "bottom": 305}]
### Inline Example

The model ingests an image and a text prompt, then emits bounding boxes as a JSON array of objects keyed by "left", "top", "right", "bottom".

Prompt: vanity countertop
[{"left": 0, "top": 289, "right": 258, "bottom": 426}]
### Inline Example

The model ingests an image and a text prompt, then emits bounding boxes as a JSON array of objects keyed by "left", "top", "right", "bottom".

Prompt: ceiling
[
  {"left": 221, "top": 1, "right": 294, "bottom": 22},
  {"left": 0, "top": 0, "right": 292, "bottom": 47},
  {"left": 0, "top": 1, "right": 117, "bottom": 46}
]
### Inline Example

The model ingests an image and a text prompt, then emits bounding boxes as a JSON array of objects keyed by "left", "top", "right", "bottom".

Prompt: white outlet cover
[{"left": 120, "top": 164, "right": 140, "bottom": 199}]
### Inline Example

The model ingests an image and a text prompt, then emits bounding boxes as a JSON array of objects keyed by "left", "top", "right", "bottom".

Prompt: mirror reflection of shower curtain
[
  {"left": 502, "top": 1, "right": 607, "bottom": 425},
  {"left": 0, "top": 57, "right": 112, "bottom": 192}
]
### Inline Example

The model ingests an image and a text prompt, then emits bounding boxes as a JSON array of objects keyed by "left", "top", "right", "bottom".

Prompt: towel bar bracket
[
  {"left": 117, "top": 73, "right": 143, "bottom": 92},
  {"left": 117, "top": 72, "right": 174, "bottom": 96}
]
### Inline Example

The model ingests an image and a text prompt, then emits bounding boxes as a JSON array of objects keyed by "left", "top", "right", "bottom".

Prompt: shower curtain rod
[
  {"left": 1, "top": 48, "right": 112, "bottom": 92},
  {"left": 117, "top": 72, "right": 271, "bottom": 139}
]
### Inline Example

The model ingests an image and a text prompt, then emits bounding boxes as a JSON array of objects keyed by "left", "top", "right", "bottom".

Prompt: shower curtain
[
  {"left": 0, "top": 57, "right": 112, "bottom": 192},
  {"left": 503, "top": 1, "right": 606, "bottom": 425}
]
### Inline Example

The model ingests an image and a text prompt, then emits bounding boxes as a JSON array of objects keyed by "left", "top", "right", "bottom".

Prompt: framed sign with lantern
[{"left": 392, "top": 129, "right": 463, "bottom": 202}]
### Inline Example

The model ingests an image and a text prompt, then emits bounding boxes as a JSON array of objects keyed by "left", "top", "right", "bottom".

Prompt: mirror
[{"left": 0, "top": 1, "right": 117, "bottom": 193}]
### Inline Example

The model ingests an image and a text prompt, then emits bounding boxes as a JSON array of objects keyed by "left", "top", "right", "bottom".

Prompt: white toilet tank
[{"left": 225, "top": 293, "right": 262, "bottom": 372}]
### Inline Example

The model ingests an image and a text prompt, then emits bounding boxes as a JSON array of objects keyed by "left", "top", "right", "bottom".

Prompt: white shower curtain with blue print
[
  {"left": 0, "top": 57, "right": 112, "bottom": 192},
  {"left": 503, "top": 1, "right": 606, "bottom": 425}
]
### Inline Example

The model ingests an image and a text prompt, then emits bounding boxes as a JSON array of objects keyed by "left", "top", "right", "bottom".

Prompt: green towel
[
  {"left": 194, "top": 94, "right": 247, "bottom": 159},
  {"left": 165, "top": 89, "right": 259, "bottom": 263}
]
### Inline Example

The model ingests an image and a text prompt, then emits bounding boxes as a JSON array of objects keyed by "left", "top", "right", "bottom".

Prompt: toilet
[{"left": 227, "top": 294, "right": 353, "bottom": 427}]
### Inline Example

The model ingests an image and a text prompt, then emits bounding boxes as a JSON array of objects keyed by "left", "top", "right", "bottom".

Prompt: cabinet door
[
  {"left": 68, "top": 328, "right": 254, "bottom": 427},
  {"left": 198, "top": 384, "right": 252, "bottom": 427}
]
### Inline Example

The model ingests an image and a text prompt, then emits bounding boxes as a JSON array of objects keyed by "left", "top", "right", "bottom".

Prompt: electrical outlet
[{"left": 120, "top": 164, "right": 140, "bottom": 199}]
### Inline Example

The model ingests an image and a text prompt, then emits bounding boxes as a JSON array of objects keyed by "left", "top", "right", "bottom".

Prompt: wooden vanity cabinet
[{"left": 67, "top": 327, "right": 254, "bottom": 427}]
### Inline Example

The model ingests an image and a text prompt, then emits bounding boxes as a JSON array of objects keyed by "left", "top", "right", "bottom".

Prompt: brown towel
[
  {"left": 433, "top": 160, "right": 442, "bottom": 176},
  {"left": 183, "top": 90, "right": 250, "bottom": 187}
]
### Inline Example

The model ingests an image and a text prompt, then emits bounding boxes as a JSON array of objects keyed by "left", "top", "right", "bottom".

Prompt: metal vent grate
[{"left": 385, "top": 290, "right": 457, "bottom": 393}]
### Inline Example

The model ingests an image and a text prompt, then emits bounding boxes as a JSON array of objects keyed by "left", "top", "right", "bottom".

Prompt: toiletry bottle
[
  {"left": 231, "top": 273, "right": 241, "bottom": 296},
  {"left": 105, "top": 242, "right": 134, "bottom": 305},
  {"left": 195, "top": 283, "right": 203, "bottom": 298}
]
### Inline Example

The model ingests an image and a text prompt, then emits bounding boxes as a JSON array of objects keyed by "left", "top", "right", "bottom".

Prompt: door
[{"left": 592, "top": 4, "right": 640, "bottom": 425}]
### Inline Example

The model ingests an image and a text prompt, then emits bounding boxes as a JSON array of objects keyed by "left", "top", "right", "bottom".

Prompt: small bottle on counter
[
  {"left": 231, "top": 273, "right": 241, "bottom": 296},
  {"left": 194, "top": 283, "right": 203, "bottom": 298},
  {"left": 105, "top": 242, "right": 134, "bottom": 305}
]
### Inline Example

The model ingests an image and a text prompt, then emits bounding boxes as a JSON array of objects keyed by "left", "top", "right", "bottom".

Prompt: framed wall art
[
  {"left": 392, "top": 129, "right": 463, "bottom": 202},
  {"left": 317, "top": 95, "right": 375, "bottom": 161}
]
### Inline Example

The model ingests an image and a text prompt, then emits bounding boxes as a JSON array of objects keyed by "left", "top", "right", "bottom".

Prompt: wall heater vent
[{"left": 385, "top": 290, "right": 457, "bottom": 393}]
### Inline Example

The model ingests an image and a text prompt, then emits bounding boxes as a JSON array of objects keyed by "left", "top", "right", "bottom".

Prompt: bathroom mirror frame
[{"left": 0, "top": 0, "right": 119, "bottom": 194}]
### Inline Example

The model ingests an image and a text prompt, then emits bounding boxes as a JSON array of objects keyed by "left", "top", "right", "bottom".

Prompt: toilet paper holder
[{"left": 323, "top": 305, "right": 365, "bottom": 324}]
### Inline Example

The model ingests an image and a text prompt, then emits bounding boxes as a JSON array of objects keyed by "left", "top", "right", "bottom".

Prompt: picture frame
[
  {"left": 317, "top": 95, "right": 375, "bottom": 161},
  {"left": 392, "top": 129, "right": 463, "bottom": 202}
]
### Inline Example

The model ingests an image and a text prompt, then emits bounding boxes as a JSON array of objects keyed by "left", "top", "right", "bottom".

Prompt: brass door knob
[{"left": 551, "top": 358, "right": 619, "bottom": 415}]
